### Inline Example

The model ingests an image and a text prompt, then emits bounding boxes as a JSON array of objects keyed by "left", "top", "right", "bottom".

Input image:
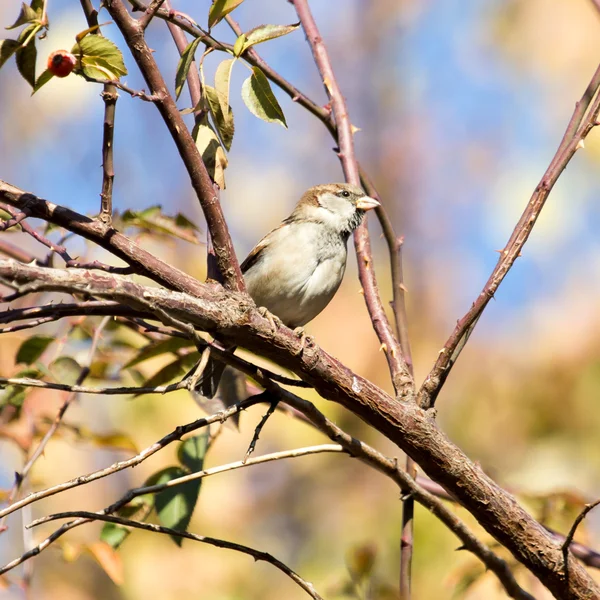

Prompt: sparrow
[
  {"left": 241, "top": 182, "right": 380, "bottom": 328},
  {"left": 197, "top": 182, "right": 379, "bottom": 401}
]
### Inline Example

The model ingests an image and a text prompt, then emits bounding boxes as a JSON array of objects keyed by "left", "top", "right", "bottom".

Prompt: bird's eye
[{"left": 339, "top": 190, "right": 350, "bottom": 198}]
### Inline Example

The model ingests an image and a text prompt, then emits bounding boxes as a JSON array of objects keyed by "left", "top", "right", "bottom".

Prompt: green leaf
[
  {"left": 72, "top": 35, "right": 127, "bottom": 81},
  {"left": 140, "top": 353, "right": 198, "bottom": 390},
  {"left": 120, "top": 205, "right": 202, "bottom": 244},
  {"left": 177, "top": 431, "right": 209, "bottom": 472},
  {"left": 30, "top": 0, "right": 44, "bottom": 14},
  {"left": 0, "top": 40, "right": 20, "bottom": 69},
  {"left": 192, "top": 118, "right": 228, "bottom": 189},
  {"left": 174, "top": 37, "right": 201, "bottom": 100},
  {"left": 100, "top": 497, "right": 152, "bottom": 549},
  {"left": 32, "top": 67, "right": 54, "bottom": 93},
  {"left": 15, "top": 25, "right": 37, "bottom": 88},
  {"left": 232, "top": 33, "right": 246, "bottom": 57},
  {"left": 49, "top": 356, "right": 82, "bottom": 386},
  {"left": 239, "top": 23, "right": 300, "bottom": 54},
  {"left": 208, "top": 0, "right": 245, "bottom": 29},
  {"left": 16, "top": 335, "right": 54, "bottom": 364},
  {"left": 147, "top": 466, "right": 201, "bottom": 546},
  {"left": 6, "top": 3, "right": 39, "bottom": 30},
  {"left": 1, "top": 367, "right": 42, "bottom": 415},
  {"left": 204, "top": 85, "right": 234, "bottom": 151},
  {"left": 241, "top": 66, "right": 287, "bottom": 128},
  {"left": 124, "top": 337, "right": 196, "bottom": 369},
  {"left": 100, "top": 522, "right": 130, "bottom": 550}
]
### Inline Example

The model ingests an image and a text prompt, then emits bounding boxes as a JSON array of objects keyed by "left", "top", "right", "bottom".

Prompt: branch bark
[{"left": 0, "top": 258, "right": 595, "bottom": 599}]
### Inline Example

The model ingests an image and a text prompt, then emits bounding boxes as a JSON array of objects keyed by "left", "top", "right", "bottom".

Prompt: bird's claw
[
  {"left": 293, "top": 327, "right": 313, "bottom": 355},
  {"left": 258, "top": 307, "right": 282, "bottom": 332}
]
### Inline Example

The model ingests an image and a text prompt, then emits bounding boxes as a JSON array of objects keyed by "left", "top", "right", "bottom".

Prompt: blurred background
[{"left": 1, "top": 0, "right": 600, "bottom": 598}]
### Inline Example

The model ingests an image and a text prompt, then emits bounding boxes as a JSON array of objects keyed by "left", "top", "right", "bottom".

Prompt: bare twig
[
  {"left": 243, "top": 399, "right": 278, "bottom": 462},
  {"left": 138, "top": 0, "right": 167, "bottom": 30},
  {"left": 0, "top": 210, "right": 29, "bottom": 231},
  {"left": 0, "top": 375, "right": 193, "bottom": 396},
  {"left": 562, "top": 498, "right": 600, "bottom": 587},
  {"left": 104, "top": 0, "right": 244, "bottom": 292},
  {"left": 0, "top": 301, "right": 147, "bottom": 326},
  {"left": 290, "top": 0, "right": 411, "bottom": 401},
  {"left": 0, "top": 396, "right": 263, "bottom": 521},
  {"left": 97, "top": 444, "right": 344, "bottom": 515},
  {"left": 79, "top": 0, "right": 118, "bottom": 225},
  {"left": 0, "top": 239, "right": 37, "bottom": 263},
  {"left": 418, "top": 62, "right": 600, "bottom": 410},
  {"left": 25, "top": 512, "right": 324, "bottom": 600},
  {"left": 164, "top": 0, "right": 202, "bottom": 110},
  {"left": 289, "top": 3, "right": 416, "bottom": 596}
]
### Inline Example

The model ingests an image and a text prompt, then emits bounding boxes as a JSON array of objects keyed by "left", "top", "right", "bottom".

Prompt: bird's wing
[{"left": 240, "top": 222, "right": 289, "bottom": 274}]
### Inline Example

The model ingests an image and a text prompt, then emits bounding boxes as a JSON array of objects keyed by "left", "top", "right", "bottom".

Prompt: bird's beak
[{"left": 356, "top": 196, "right": 380, "bottom": 211}]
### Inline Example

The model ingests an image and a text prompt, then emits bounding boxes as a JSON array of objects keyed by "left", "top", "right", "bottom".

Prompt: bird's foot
[
  {"left": 293, "top": 326, "right": 313, "bottom": 355},
  {"left": 258, "top": 307, "right": 282, "bottom": 332}
]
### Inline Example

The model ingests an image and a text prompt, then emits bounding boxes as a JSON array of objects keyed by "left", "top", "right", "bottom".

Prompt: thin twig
[
  {"left": 289, "top": 3, "right": 416, "bottom": 596},
  {"left": 0, "top": 210, "right": 29, "bottom": 231},
  {"left": 0, "top": 301, "right": 147, "bottom": 325},
  {"left": 0, "top": 396, "right": 263, "bottom": 521},
  {"left": 243, "top": 399, "right": 279, "bottom": 462},
  {"left": 25, "top": 512, "right": 325, "bottom": 600},
  {"left": 79, "top": 0, "right": 118, "bottom": 225},
  {"left": 562, "top": 498, "right": 600, "bottom": 588},
  {"left": 164, "top": 0, "right": 202, "bottom": 110},
  {"left": 0, "top": 375, "right": 193, "bottom": 395},
  {"left": 417, "top": 61, "right": 600, "bottom": 410},
  {"left": 290, "top": 0, "right": 411, "bottom": 401},
  {"left": 138, "top": 0, "right": 167, "bottom": 30},
  {"left": 0, "top": 317, "right": 109, "bottom": 533},
  {"left": 0, "top": 239, "right": 37, "bottom": 263},
  {"left": 94, "top": 444, "right": 344, "bottom": 515}
]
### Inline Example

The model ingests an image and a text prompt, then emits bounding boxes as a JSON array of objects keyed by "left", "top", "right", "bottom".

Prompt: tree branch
[
  {"left": 0, "top": 396, "right": 263, "bottom": 521},
  {"left": 25, "top": 512, "right": 324, "bottom": 599},
  {"left": 290, "top": 0, "right": 411, "bottom": 400},
  {"left": 0, "top": 259, "right": 594, "bottom": 597},
  {"left": 417, "top": 61, "right": 600, "bottom": 410},
  {"left": 0, "top": 180, "right": 209, "bottom": 296},
  {"left": 103, "top": 0, "right": 244, "bottom": 291}
]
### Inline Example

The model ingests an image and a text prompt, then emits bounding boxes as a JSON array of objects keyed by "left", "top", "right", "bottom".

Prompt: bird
[
  {"left": 241, "top": 182, "right": 380, "bottom": 328},
  {"left": 197, "top": 182, "right": 380, "bottom": 402}
]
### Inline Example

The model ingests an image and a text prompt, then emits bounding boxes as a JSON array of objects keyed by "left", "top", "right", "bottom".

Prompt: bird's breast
[{"left": 244, "top": 223, "right": 348, "bottom": 327}]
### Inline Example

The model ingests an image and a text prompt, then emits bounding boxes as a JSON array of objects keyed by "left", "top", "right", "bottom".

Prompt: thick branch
[
  {"left": 0, "top": 180, "right": 209, "bottom": 296},
  {"left": 0, "top": 259, "right": 595, "bottom": 599},
  {"left": 103, "top": 0, "right": 244, "bottom": 291}
]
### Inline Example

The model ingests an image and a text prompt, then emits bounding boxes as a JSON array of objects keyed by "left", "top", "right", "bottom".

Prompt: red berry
[{"left": 47, "top": 50, "right": 77, "bottom": 78}]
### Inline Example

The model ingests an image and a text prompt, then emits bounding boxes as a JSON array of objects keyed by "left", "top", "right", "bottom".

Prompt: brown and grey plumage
[{"left": 241, "top": 183, "right": 379, "bottom": 327}]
